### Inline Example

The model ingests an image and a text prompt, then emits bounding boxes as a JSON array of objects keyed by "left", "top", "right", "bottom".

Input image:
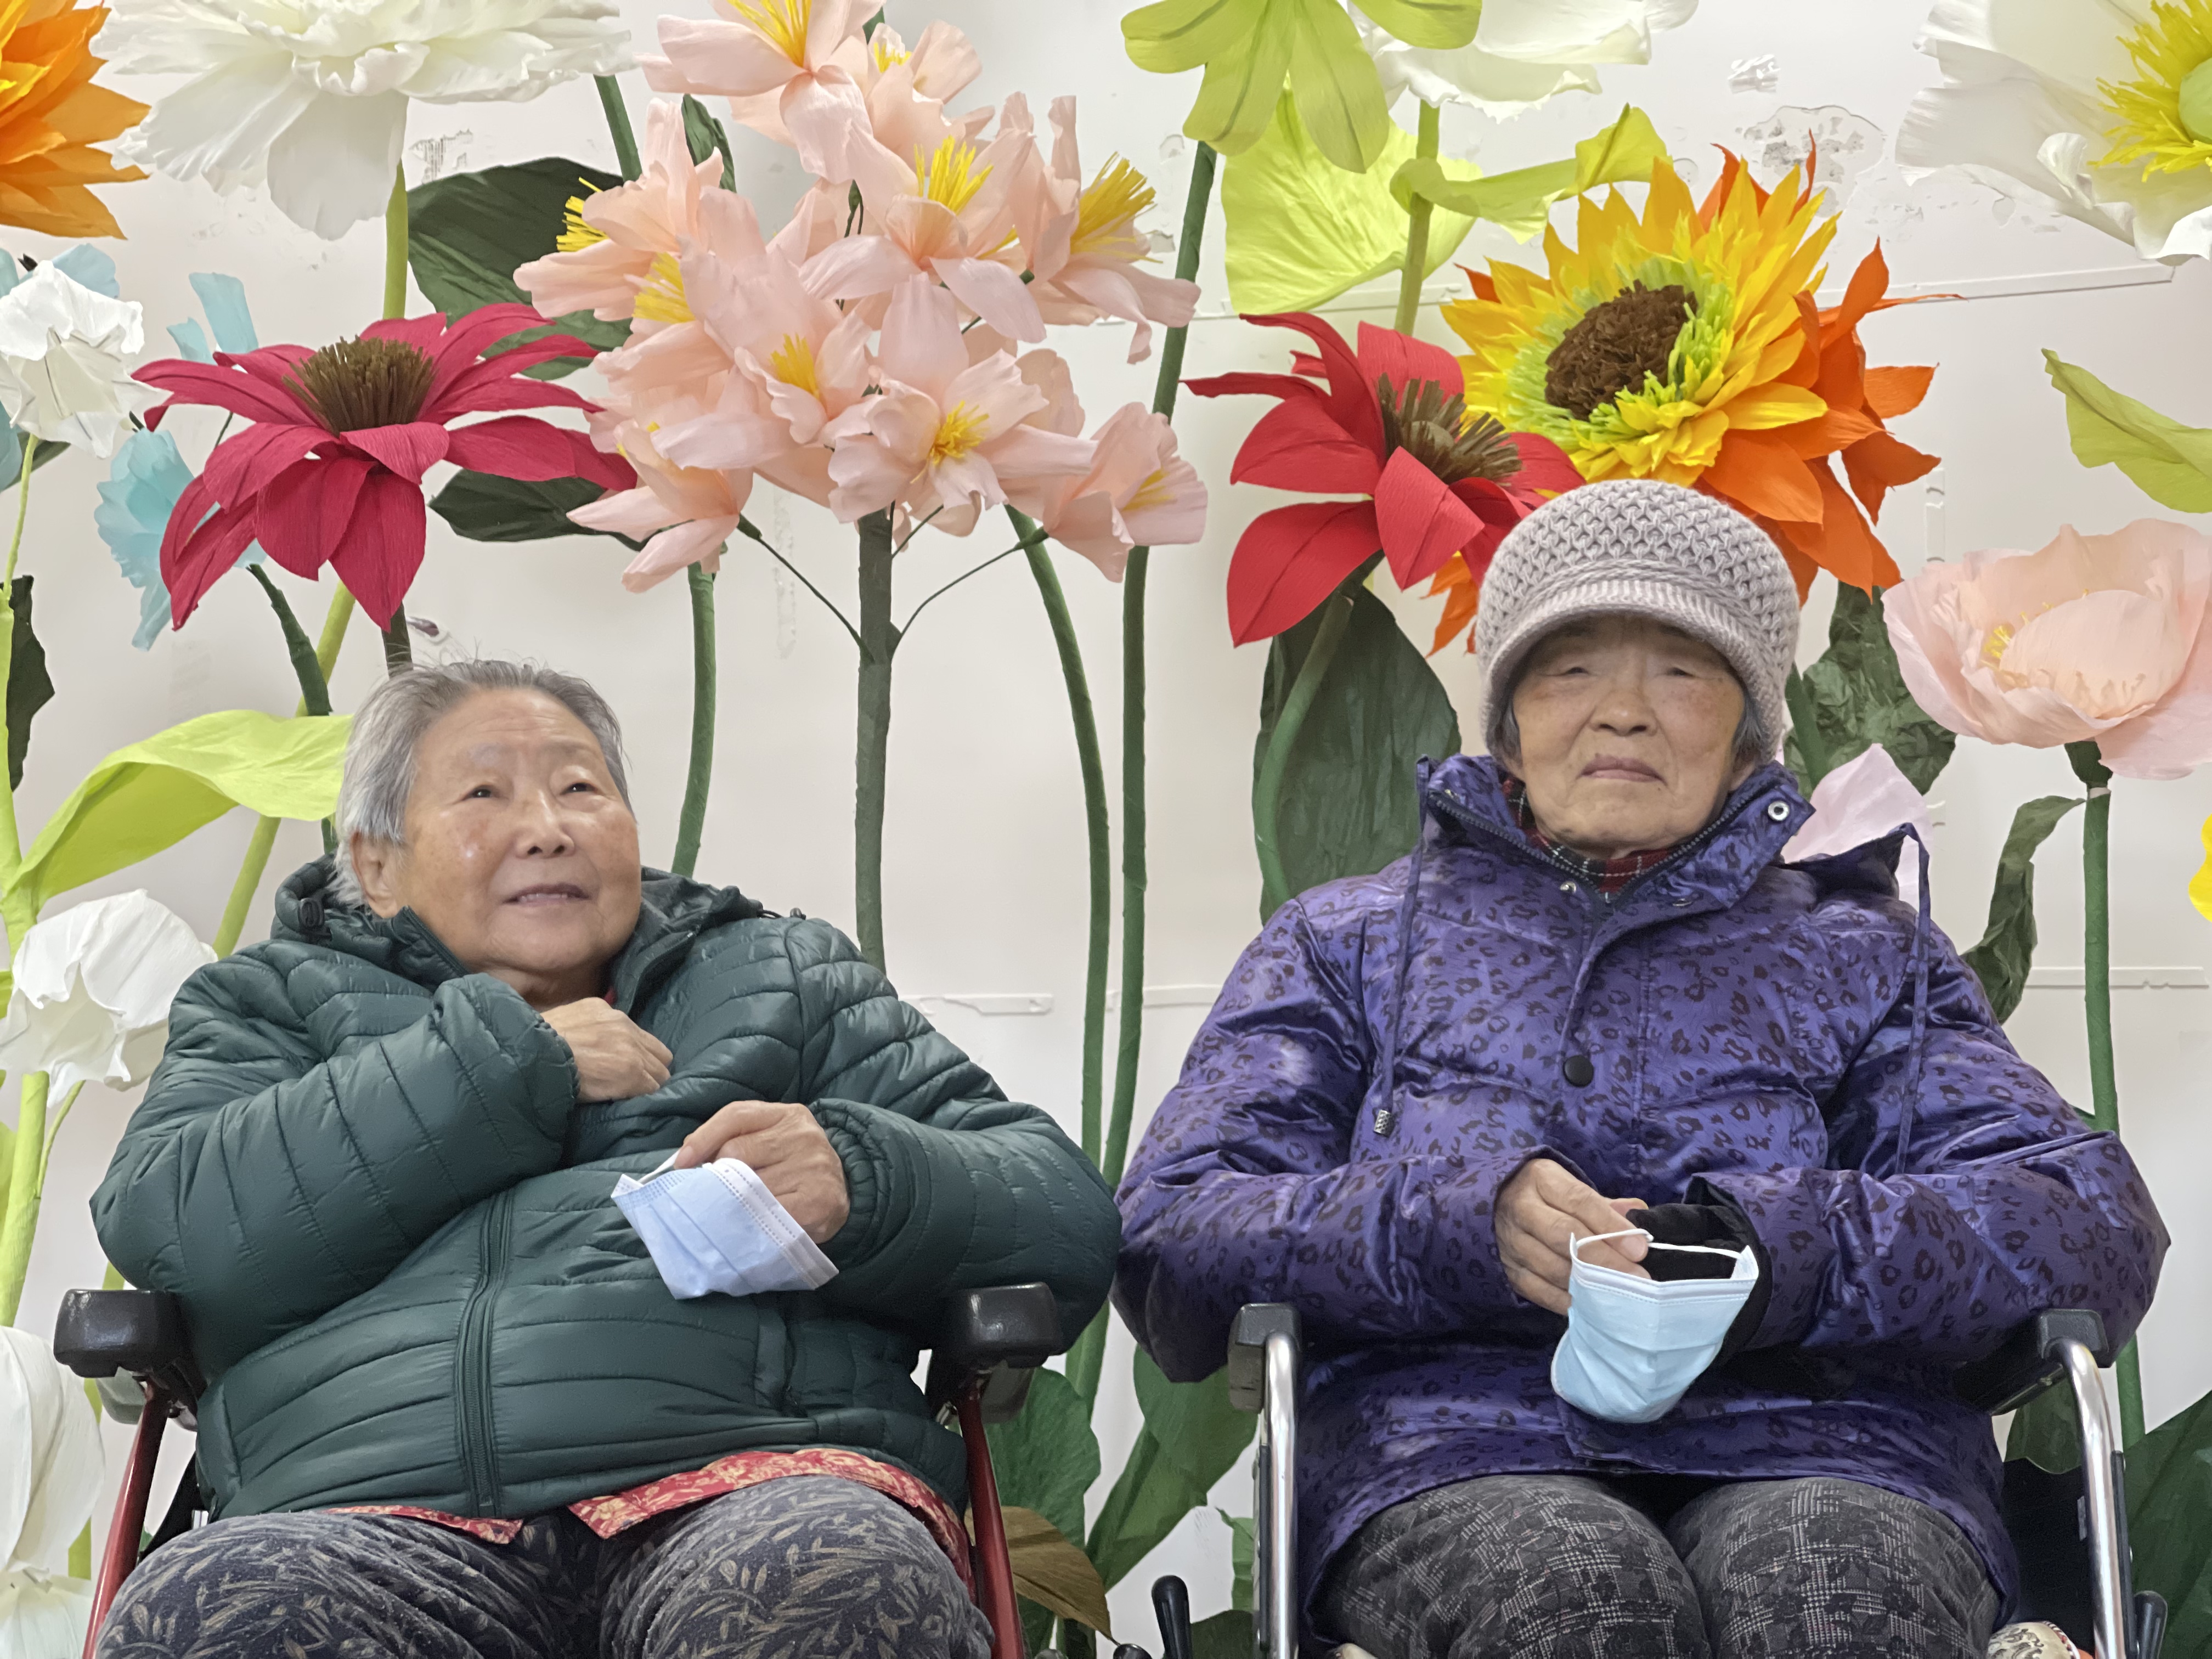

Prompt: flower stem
[
  {"left": 672, "top": 562, "right": 718, "bottom": 878},
  {"left": 1393, "top": 100, "right": 1441, "bottom": 337},
  {"left": 0, "top": 435, "right": 35, "bottom": 888},
  {"left": 596, "top": 76, "right": 642, "bottom": 181},
  {"left": 384, "top": 163, "right": 409, "bottom": 321},
  {"left": 381, "top": 606, "right": 413, "bottom": 675},
  {"left": 854, "top": 510, "right": 898, "bottom": 973},
  {"left": 0, "top": 1070, "right": 50, "bottom": 1324},
  {"left": 1255, "top": 593, "right": 1355, "bottom": 916},
  {"left": 250, "top": 566, "right": 333, "bottom": 717}
]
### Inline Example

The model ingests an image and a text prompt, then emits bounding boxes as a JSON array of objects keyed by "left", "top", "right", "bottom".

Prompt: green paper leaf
[
  {"left": 2126, "top": 1383, "right": 2212, "bottom": 1652},
  {"left": 1216, "top": 1508, "right": 1255, "bottom": 1611},
  {"left": 1285, "top": 0, "right": 1391, "bottom": 174},
  {"left": 1193, "top": 1611, "right": 1256, "bottom": 1659},
  {"left": 1782, "top": 585, "right": 1957, "bottom": 795},
  {"left": 1124, "top": 0, "right": 1265, "bottom": 78},
  {"left": 1351, "top": 0, "right": 1481, "bottom": 50},
  {"left": 681, "top": 95, "right": 736, "bottom": 185},
  {"left": 1087, "top": 1352, "right": 1256, "bottom": 1589},
  {"left": 11, "top": 710, "right": 351, "bottom": 913},
  {"left": 1183, "top": 1, "right": 1296, "bottom": 160},
  {"left": 1960, "top": 794, "right": 2081, "bottom": 1025},
  {"left": 408, "top": 157, "right": 631, "bottom": 381},
  {"left": 8, "top": 574, "right": 52, "bottom": 792},
  {"left": 1254, "top": 583, "right": 1460, "bottom": 921},
  {"left": 1390, "top": 105, "right": 1670, "bottom": 238},
  {"left": 430, "top": 472, "right": 638, "bottom": 548},
  {"left": 2044, "top": 350, "right": 2212, "bottom": 512},
  {"left": 2004, "top": 1377, "right": 2084, "bottom": 1475},
  {"left": 0, "top": 1116, "right": 13, "bottom": 1242}
]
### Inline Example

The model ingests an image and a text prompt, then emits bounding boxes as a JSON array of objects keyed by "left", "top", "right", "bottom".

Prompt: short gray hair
[
  {"left": 332, "top": 659, "right": 630, "bottom": 905},
  {"left": 1489, "top": 656, "right": 1773, "bottom": 769}
]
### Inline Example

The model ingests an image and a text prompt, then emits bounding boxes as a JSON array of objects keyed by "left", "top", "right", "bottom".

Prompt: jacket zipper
[
  {"left": 1427, "top": 783, "right": 1748, "bottom": 910},
  {"left": 456, "top": 1189, "right": 515, "bottom": 1515}
]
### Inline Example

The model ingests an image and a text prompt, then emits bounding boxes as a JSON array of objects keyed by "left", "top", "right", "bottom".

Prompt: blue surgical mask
[
  {"left": 612, "top": 1155, "right": 838, "bottom": 1301},
  {"left": 1550, "top": 1227, "right": 1759, "bottom": 1424}
]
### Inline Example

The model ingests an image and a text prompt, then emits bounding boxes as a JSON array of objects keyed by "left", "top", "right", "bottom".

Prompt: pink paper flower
[
  {"left": 641, "top": 0, "right": 871, "bottom": 180},
  {"left": 857, "top": 20, "right": 987, "bottom": 161},
  {"left": 1886, "top": 520, "right": 2212, "bottom": 779},
  {"left": 1024, "top": 403, "right": 1207, "bottom": 579},
  {"left": 569, "top": 420, "right": 749, "bottom": 592}
]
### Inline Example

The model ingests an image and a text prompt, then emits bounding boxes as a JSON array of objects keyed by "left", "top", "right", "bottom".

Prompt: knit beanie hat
[{"left": 1474, "top": 479, "right": 1799, "bottom": 757}]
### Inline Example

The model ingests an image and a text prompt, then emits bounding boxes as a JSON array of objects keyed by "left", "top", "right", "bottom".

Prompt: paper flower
[
  {"left": 856, "top": 20, "right": 984, "bottom": 163},
  {"left": 0, "top": 890, "right": 213, "bottom": 1093},
  {"left": 1885, "top": 519, "right": 2212, "bottom": 780},
  {"left": 1023, "top": 403, "right": 1208, "bottom": 580},
  {"left": 1358, "top": 0, "right": 1697, "bottom": 116},
  {"left": 1, "top": 1327, "right": 101, "bottom": 1656},
  {"left": 95, "top": 0, "right": 633, "bottom": 239},
  {"left": 0, "top": 0, "right": 146, "bottom": 239},
  {"left": 98, "top": 427, "right": 263, "bottom": 648},
  {"left": 134, "top": 302, "right": 634, "bottom": 628},
  {"left": 1782, "top": 743, "right": 1932, "bottom": 906},
  {"left": 1443, "top": 155, "right": 1939, "bottom": 599},
  {"left": 1187, "top": 312, "right": 1577, "bottom": 645},
  {"left": 1898, "top": 0, "right": 2212, "bottom": 263},
  {"left": 641, "top": 0, "right": 871, "bottom": 180},
  {"left": 569, "top": 420, "right": 749, "bottom": 592},
  {"left": 0, "top": 259, "right": 159, "bottom": 456}
]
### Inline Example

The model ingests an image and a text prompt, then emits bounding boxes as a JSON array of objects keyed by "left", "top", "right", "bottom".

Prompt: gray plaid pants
[
  {"left": 1317, "top": 1475, "right": 1999, "bottom": 1659},
  {"left": 94, "top": 1475, "right": 993, "bottom": 1659}
]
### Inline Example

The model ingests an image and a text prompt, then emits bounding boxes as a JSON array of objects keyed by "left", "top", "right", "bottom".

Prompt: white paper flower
[
  {"left": 1782, "top": 744, "right": 1934, "bottom": 907},
  {"left": 1356, "top": 0, "right": 1699, "bottom": 116},
  {"left": 1898, "top": 0, "right": 2212, "bottom": 263},
  {"left": 96, "top": 0, "right": 635, "bottom": 239},
  {"left": 0, "top": 1328, "right": 101, "bottom": 1659},
  {"left": 0, "top": 891, "right": 214, "bottom": 1096},
  {"left": 0, "top": 264, "right": 161, "bottom": 459}
]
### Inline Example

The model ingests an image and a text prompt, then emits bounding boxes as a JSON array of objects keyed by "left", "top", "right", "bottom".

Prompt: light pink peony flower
[
  {"left": 569, "top": 420, "right": 749, "bottom": 592},
  {"left": 1886, "top": 520, "right": 2212, "bottom": 780},
  {"left": 1022, "top": 403, "right": 1207, "bottom": 579},
  {"left": 641, "top": 0, "right": 871, "bottom": 180}
]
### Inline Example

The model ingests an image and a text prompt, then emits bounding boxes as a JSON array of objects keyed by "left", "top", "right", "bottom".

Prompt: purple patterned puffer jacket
[{"left": 1114, "top": 754, "right": 2165, "bottom": 1627}]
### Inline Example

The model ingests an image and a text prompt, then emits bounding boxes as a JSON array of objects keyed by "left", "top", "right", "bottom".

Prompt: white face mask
[
  {"left": 611, "top": 1154, "right": 837, "bottom": 1301},
  {"left": 1549, "top": 1227, "right": 1759, "bottom": 1425}
]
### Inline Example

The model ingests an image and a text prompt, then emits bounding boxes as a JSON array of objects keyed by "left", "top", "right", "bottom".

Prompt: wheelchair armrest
[
  {"left": 924, "top": 1284, "right": 1064, "bottom": 1425},
  {"left": 53, "top": 1288, "right": 204, "bottom": 1410},
  {"left": 1227, "top": 1303, "right": 1300, "bottom": 1413},
  {"left": 1955, "top": 1309, "right": 2111, "bottom": 1416}
]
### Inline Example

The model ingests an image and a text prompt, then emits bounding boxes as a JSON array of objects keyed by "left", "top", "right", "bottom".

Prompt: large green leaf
[
  {"left": 1193, "top": 1611, "right": 1255, "bottom": 1659},
  {"left": 2044, "top": 351, "right": 2212, "bottom": 512},
  {"left": 1284, "top": 0, "right": 1391, "bottom": 176},
  {"left": 1390, "top": 105, "right": 1671, "bottom": 240},
  {"left": 10, "top": 710, "right": 350, "bottom": 912},
  {"left": 1960, "top": 795, "right": 2081, "bottom": 1024},
  {"left": 1001, "top": 1505, "right": 1115, "bottom": 1640},
  {"left": 1254, "top": 583, "right": 1459, "bottom": 921},
  {"left": 8, "top": 573, "right": 51, "bottom": 791},
  {"left": 1782, "top": 584, "right": 1957, "bottom": 795},
  {"left": 2005, "top": 1378, "right": 2083, "bottom": 1475},
  {"left": 407, "top": 157, "right": 630, "bottom": 380},
  {"left": 985, "top": 1369, "right": 1101, "bottom": 1574},
  {"left": 430, "top": 472, "right": 636, "bottom": 548},
  {"left": 681, "top": 95, "right": 736, "bottom": 184},
  {"left": 1127, "top": 0, "right": 1390, "bottom": 171},
  {"left": 2128, "top": 1383, "right": 2212, "bottom": 1652},
  {"left": 1088, "top": 1353, "right": 1257, "bottom": 1589}
]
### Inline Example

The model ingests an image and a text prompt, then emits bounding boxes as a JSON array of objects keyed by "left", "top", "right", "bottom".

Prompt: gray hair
[
  {"left": 332, "top": 659, "right": 630, "bottom": 906},
  {"left": 1489, "top": 657, "right": 1773, "bottom": 769}
]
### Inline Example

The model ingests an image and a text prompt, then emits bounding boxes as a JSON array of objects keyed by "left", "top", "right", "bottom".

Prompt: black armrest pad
[
  {"left": 53, "top": 1288, "right": 204, "bottom": 1410},
  {"left": 1227, "top": 1303, "right": 1300, "bottom": 1413},
  {"left": 924, "top": 1285, "right": 1063, "bottom": 1421},
  {"left": 1955, "top": 1309, "right": 2111, "bottom": 1416}
]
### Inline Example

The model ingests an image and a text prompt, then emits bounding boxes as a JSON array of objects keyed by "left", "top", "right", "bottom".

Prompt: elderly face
[
  {"left": 1504, "top": 616, "right": 1753, "bottom": 860},
  {"left": 351, "top": 689, "right": 642, "bottom": 1008}
]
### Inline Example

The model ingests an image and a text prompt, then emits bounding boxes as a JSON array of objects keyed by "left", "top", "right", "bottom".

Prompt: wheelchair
[
  {"left": 1209, "top": 1303, "right": 2170, "bottom": 1659},
  {"left": 51, "top": 1282, "right": 1064, "bottom": 1659}
]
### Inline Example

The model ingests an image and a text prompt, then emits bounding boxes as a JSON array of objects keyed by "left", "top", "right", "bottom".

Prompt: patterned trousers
[
  {"left": 94, "top": 1475, "right": 994, "bottom": 1659},
  {"left": 1317, "top": 1475, "right": 2000, "bottom": 1659}
]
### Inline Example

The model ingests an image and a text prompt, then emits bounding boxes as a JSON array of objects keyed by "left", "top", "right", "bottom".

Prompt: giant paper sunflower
[
  {"left": 1441, "top": 155, "right": 1938, "bottom": 601},
  {"left": 0, "top": 0, "right": 145, "bottom": 239}
]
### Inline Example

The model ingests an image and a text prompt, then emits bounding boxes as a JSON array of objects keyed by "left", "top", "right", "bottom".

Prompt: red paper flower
[
  {"left": 1187, "top": 313, "right": 1579, "bottom": 646},
  {"left": 136, "top": 303, "right": 636, "bottom": 629}
]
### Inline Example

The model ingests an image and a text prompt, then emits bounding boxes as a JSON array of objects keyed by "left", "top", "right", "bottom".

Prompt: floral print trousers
[{"left": 94, "top": 1475, "right": 995, "bottom": 1659}]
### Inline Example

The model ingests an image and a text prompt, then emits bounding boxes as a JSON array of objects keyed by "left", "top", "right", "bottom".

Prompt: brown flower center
[
  {"left": 284, "top": 337, "right": 438, "bottom": 432},
  {"left": 1376, "top": 375, "right": 1521, "bottom": 486},
  {"left": 1542, "top": 282, "right": 1694, "bottom": 421}
]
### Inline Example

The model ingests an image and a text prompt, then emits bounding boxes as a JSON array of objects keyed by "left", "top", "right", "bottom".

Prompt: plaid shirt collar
[{"left": 1498, "top": 774, "right": 1679, "bottom": 897}]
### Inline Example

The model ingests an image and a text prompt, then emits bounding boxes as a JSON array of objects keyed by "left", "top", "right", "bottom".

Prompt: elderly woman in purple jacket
[{"left": 1114, "top": 480, "right": 2165, "bottom": 1659}]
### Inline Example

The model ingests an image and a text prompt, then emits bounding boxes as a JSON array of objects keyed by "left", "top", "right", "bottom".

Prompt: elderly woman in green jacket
[{"left": 91, "top": 659, "right": 1119, "bottom": 1659}]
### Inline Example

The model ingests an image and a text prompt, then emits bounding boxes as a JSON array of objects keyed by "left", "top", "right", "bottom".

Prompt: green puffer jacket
[{"left": 92, "top": 859, "right": 1119, "bottom": 1521}]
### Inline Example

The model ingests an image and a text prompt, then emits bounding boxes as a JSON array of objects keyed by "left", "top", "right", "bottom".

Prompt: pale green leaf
[
  {"left": 1185, "top": 3, "right": 1296, "bottom": 157},
  {"left": 0, "top": 1116, "right": 13, "bottom": 1242},
  {"left": 2043, "top": 350, "right": 2212, "bottom": 512},
  {"left": 1087, "top": 1353, "right": 1255, "bottom": 1588},
  {"left": 1352, "top": 0, "right": 1481, "bottom": 50},
  {"left": 998, "top": 1506, "right": 1114, "bottom": 1638},
  {"left": 1285, "top": 0, "right": 1392, "bottom": 173},
  {"left": 1391, "top": 104, "right": 1668, "bottom": 238},
  {"left": 1193, "top": 1611, "right": 1255, "bottom": 1659},
  {"left": 1960, "top": 795, "right": 2081, "bottom": 1025},
  {"left": 1124, "top": 0, "right": 1259, "bottom": 75},
  {"left": 983, "top": 1368, "right": 1101, "bottom": 1554},
  {"left": 12, "top": 710, "right": 351, "bottom": 911}
]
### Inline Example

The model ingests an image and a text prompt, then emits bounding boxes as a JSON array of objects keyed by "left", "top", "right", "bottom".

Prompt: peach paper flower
[
  {"left": 1885, "top": 520, "right": 2212, "bottom": 780},
  {"left": 1023, "top": 403, "right": 1207, "bottom": 579},
  {"left": 641, "top": 0, "right": 870, "bottom": 180},
  {"left": 569, "top": 420, "right": 748, "bottom": 591},
  {"left": 857, "top": 20, "right": 986, "bottom": 160}
]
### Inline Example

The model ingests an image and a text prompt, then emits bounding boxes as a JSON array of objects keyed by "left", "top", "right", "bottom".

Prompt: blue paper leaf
[
  {"left": 189, "top": 273, "right": 257, "bottom": 353},
  {"left": 53, "top": 244, "right": 119, "bottom": 298},
  {"left": 97, "top": 428, "right": 262, "bottom": 649},
  {"left": 166, "top": 318, "right": 212, "bottom": 364}
]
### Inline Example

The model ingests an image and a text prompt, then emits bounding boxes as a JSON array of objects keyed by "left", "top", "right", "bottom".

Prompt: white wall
[{"left": 11, "top": 0, "right": 2211, "bottom": 1643}]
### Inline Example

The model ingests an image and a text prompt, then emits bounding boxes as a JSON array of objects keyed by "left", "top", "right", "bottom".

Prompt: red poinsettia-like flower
[
  {"left": 1187, "top": 313, "right": 1579, "bottom": 646},
  {"left": 136, "top": 303, "right": 635, "bottom": 628}
]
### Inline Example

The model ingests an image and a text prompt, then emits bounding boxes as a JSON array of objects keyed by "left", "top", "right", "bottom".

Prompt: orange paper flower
[
  {"left": 1442, "top": 154, "right": 1938, "bottom": 602},
  {"left": 0, "top": 0, "right": 145, "bottom": 240}
]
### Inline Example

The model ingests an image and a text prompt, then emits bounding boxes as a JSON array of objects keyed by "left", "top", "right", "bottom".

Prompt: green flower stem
[
  {"left": 384, "top": 163, "right": 409, "bottom": 320},
  {"left": 1254, "top": 593, "right": 1355, "bottom": 910},
  {"left": 1392, "top": 100, "right": 1441, "bottom": 337},
  {"left": 0, "top": 1072, "right": 51, "bottom": 1324},
  {"left": 672, "top": 562, "right": 719, "bottom": 878},
  {"left": 596, "top": 76, "right": 642, "bottom": 180},
  {"left": 854, "top": 510, "right": 898, "bottom": 973},
  {"left": 381, "top": 606, "right": 413, "bottom": 675},
  {"left": 0, "top": 435, "right": 36, "bottom": 886},
  {"left": 250, "top": 566, "right": 333, "bottom": 717}
]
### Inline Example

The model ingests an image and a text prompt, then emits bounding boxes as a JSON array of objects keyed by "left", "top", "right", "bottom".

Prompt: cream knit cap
[{"left": 1474, "top": 479, "right": 1799, "bottom": 757}]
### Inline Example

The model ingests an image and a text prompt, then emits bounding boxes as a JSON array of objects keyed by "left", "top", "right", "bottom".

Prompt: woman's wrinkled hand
[
  {"left": 543, "top": 1000, "right": 672, "bottom": 1102},
  {"left": 1497, "top": 1158, "right": 1649, "bottom": 1314},
  {"left": 676, "top": 1101, "right": 851, "bottom": 1244}
]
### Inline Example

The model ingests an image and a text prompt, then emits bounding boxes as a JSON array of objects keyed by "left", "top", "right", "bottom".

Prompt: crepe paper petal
[
  {"left": 1842, "top": 430, "right": 1940, "bottom": 524},
  {"left": 200, "top": 421, "right": 323, "bottom": 510},
  {"left": 1705, "top": 430, "right": 1824, "bottom": 523},
  {"left": 1122, "top": 0, "right": 1260, "bottom": 75},
  {"left": 1781, "top": 743, "right": 1932, "bottom": 907},
  {"left": 1286, "top": 0, "right": 1393, "bottom": 174},
  {"left": 339, "top": 422, "right": 452, "bottom": 484},
  {"left": 2044, "top": 350, "right": 2212, "bottom": 512},
  {"left": 1778, "top": 407, "right": 1883, "bottom": 461},
  {"left": 98, "top": 428, "right": 263, "bottom": 650},
  {"left": 53, "top": 245, "right": 119, "bottom": 299},
  {"left": 1182, "top": 12, "right": 1299, "bottom": 159},
  {"left": 445, "top": 419, "right": 632, "bottom": 489},
  {"left": 1506, "top": 433, "right": 1583, "bottom": 499},
  {"left": 1390, "top": 104, "right": 1668, "bottom": 236},
  {"left": 0, "top": 890, "right": 215, "bottom": 1094},
  {"left": 1228, "top": 499, "right": 1383, "bottom": 644},
  {"left": 325, "top": 469, "right": 428, "bottom": 628},
  {"left": 1374, "top": 445, "right": 1480, "bottom": 587},
  {"left": 1355, "top": 0, "right": 1482, "bottom": 50},
  {"left": 136, "top": 358, "right": 308, "bottom": 428},
  {"left": 253, "top": 454, "right": 374, "bottom": 583},
  {"left": 1228, "top": 396, "right": 1384, "bottom": 495},
  {"left": 166, "top": 318, "right": 212, "bottom": 363},
  {"left": 1864, "top": 365, "right": 1934, "bottom": 420},
  {"left": 189, "top": 273, "right": 258, "bottom": 354},
  {"left": 1184, "top": 371, "right": 1328, "bottom": 407},
  {"left": 1356, "top": 321, "right": 1463, "bottom": 399},
  {"left": 1242, "top": 313, "right": 1387, "bottom": 459},
  {"left": 2, "top": 1325, "right": 104, "bottom": 1577}
]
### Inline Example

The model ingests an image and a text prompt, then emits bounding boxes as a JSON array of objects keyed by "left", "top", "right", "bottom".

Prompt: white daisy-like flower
[
  {"left": 1898, "top": 0, "right": 2212, "bottom": 263},
  {"left": 1356, "top": 0, "right": 1699, "bottom": 117},
  {"left": 0, "top": 263, "right": 162, "bottom": 458},
  {"left": 96, "top": 0, "right": 635, "bottom": 239},
  {"left": 1, "top": 1327, "right": 103, "bottom": 1656},
  {"left": 0, "top": 890, "right": 215, "bottom": 1095}
]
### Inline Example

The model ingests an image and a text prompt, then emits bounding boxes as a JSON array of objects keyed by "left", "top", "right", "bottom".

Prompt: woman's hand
[
  {"left": 1497, "top": 1157, "right": 1649, "bottom": 1314},
  {"left": 676, "top": 1101, "right": 852, "bottom": 1244},
  {"left": 543, "top": 1001, "right": 672, "bottom": 1102}
]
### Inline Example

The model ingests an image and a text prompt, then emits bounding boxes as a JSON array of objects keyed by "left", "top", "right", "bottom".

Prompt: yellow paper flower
[{"left": 0, "top": 0, "right": 144, "bottom": 239}]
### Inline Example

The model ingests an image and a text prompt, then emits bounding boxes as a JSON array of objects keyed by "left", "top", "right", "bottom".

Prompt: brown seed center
[
  {"left": 1376, "top": 375, "right": 1521, "bottom": 487},
  {"left": 1542, "top": 282, "right": 1694, "bottom": 421},
  {"left": 284, "top": 336, "right": 438, "bottom": 433}
]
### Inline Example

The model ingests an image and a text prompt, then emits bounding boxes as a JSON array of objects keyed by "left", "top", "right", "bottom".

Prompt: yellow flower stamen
[
  {"left": 634, "top": 252, "right": 692, "bottom": 325},
  {"left": 1982, "top": 622, "right": 2015, "bottom": 672},
  {"left": 1125, "top": 467, "right": 1173, "bottom": 514},
  {"left": 1071, "top": 156, "right": 1155, "bottom": 258},
  {"left": 2100, "top": 0, "right": 2212, "bottom": 177},
  {"left": 872, "top": 36, "right": 908, "bottom": 72},
  {"left": 929, "top": 402, "right": 989, "bottom": 466},
  {"left": 913, "top": 134, "right": 991, "bottom": 214},
  {"left": 558, "top": 183, "right": 606, "bottom": 252},
  {"left": 730, "top": 0, "right": 812, "bottom": 67},
  {"left": 770, "top": 332, "right": 820, "bottom": 394}
]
